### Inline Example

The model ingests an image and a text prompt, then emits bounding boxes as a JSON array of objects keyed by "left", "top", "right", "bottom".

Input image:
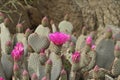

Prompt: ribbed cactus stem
[
  {"left": 45, "top": 59, "right": 52, "bottom": 80},
  {"left": 40, "top": 49, "right": 47, "bottom": 65},
  {"left": 31, "top": 73, "right": 38, "bottom": 80},
  {"left": 22, "top": 70, "right": 29, "bottom": 80},
  {"left": 59, "top": 69, "right": 67, "bottom": 80},
  {"left": 16, "top": 23, "right": 23, "bottom": 33}
]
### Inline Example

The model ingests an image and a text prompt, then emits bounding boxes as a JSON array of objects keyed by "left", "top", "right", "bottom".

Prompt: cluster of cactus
[{"left": 1, "top": 12, "right": 120, "bottom": 80}]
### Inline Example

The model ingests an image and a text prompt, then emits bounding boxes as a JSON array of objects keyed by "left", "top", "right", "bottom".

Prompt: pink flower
[
  {"left": 49, "top": 32, "right": 70, "bottom": 45},
  {"left": 14, "top": 42, "right": 24, "bottom": 55},
  {"left": 11, "top": 49, "right": 22, "bottom": 61},
  {"left": 11, "top": 42, "right": 24, "bottom": 61},
  {"left": 0, "top": 77, "right": 5, "bottom": 80},
  {"left": 72, "top": 51, "right": 80, "bottom": 63},
  {"left": 94, "top": 65, "right": 99, "bottom": 72},
  {"left": 91, "top": 45, "right": 96, "bottom": 50},
  {"left": 22, "top": 70, "right": 28, "bottom": 76},
  {"left": 86, "top": 36, "right": 92, "bottom": 46}
]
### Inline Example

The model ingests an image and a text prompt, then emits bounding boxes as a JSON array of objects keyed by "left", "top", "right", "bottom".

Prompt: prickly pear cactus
[
  {"left": 58, "top": 14, "right": 73, "bottom": 35},
  {"left": 49, "top": 52, "right": 62, "bottom": 80},
  {"left": 28, "top": 33, "right": 50, "bottom": 53},
  {"left": 111, "top": 58, "right": 120, "bottom": 77},
  {"left": 75, "top": 34, "right": 87, "bottom": 51},
  {"left": 13, "top": 33, "right": 28, "bottom": 56},
  {"left": 0, "top": 61, "right": 6, "bottom": 80},
  {"left": 96, "top": 39, "right": 115, "bottom": 70},
  {"left": 49, "top": 42, "right": 62, "bottom": 55},
  {"left": 0, "top": 23, "right": 11, "bottom": 54},
  {"left": 35, "top": 25, "right": 50, "bottom": 37},
  {"left": 28, "top": 53, "right": 45, "bottom": 79},
  {"left": 1, "top": 54, "right": 13, "bottom": 80},
  {"left": 81, "top": 50, "right": 96, "bottom": 73}
]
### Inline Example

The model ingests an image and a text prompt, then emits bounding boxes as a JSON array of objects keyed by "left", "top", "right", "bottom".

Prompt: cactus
[
  {"left": 111, "top": 46, "right": 120, "bottom": 77},
  {"left": 35, "top": 16, "right": 50, "bottom": 37},
  {"left": 5, "top": 40, "right": 13, "bottom": 54},
  {"left": 81, "top": 46, "right": 96, "bottom": 73},
  {"left": 41, "top": 76, "right": 48, "bottom": 80},
  {"left": 31, "top": 73, "right": 38, "bottom": 80},
  {"left": 70, "top": 51, "right": 80, "bottom": 80},
  {"left": 28, "top": 53, "right": 45, "bottom": 79},
  {"left": 1, "top": 54, "right": 13, "bottom": 80},
  {"left": 49, "top": 52, "right": 62, "bottom": 80},
  {"left": 13, "top": 63, "right": 20, "bottom": 79},
  {"left": 0, "top": 20, "right": 11, "bottom": 54},
  {"left": 58, "top": 14, "right": 73, "bottom": 35},
  {"left": 39, "top": 49, "right": 47, "bottom": 65},
  {"left": 104, "top": 28, "right": 113, "bottom": 39},
  {"left": 45, "top": 59, "right": 52, "bottom": 80},
  {"left": 25, "top": 28, "right": 32, "bottom": 40},
  {"left": 0, "top": 61, "right": 6, "bottom": 80},
  {"left": 22, "top": 70, "right": 29, "bottom": 80},
  {"left": 75, "top": 34, "right": 87, "bottom": 51},
  {"left": 16, "top": 23, "right": 24, "bottom": 33},
  {"left": 96, "top": 38, "right": 115, "bottom": 70},
  {"left": 59, "top": 69, "right": 67, "bottom": 80},
  {"left": 28, "top": 33, "right": 50, "bottom": 53},
  {"left": 0, "top": 12, "right": 5, "bottom": 23}
]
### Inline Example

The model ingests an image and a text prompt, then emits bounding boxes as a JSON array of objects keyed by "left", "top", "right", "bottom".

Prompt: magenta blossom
[
  {"left": 11, "top": 49, "right": 22, "bottom": 61},
  {"left": 0, "top": 77, "right": 5, "bottom": 80},
  {"left": 72, "top": 51, "right": 80, "bottom": 63},
  {"left": 86, "top": 36, "right": 92, "bottom": 46},
  {"left": 115, "top": 45, "right": 120, "bottom": 51},
  {"left": 49, "top": 32, "right": 70, "bottom": 45},
  {"left": 91, "top": 45, "right": 96, "bottom": 50},
  {"left": 11, "top": 42, "right": 24, "bottom": 61}
]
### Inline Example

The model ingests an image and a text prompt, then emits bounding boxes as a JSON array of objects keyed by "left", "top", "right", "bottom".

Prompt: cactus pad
[
  {"left": 28, "top": 53, "right": 45, "bottom": 79},
  {"left": 49, "top": 52, "right": 62, "bottom": 80},
  {"left": 96, "top": 39, "right": 115, "bottom": 70},
  {"left": 28, "top": 33, "right": 50, "bottom": 53},
  {"left": 1, "top": 54, "right": 13, "bottom": 80}
]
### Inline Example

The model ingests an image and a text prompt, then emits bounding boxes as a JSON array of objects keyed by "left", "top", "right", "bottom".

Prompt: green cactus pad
[
  {"left": 96, "top": 39, "right": 115, "bottom": 70},
  {"left": 58, "top": 20, "right": 73, "bottom": 35},
  {"left": 35, "top": 25, "right": 50, "bottom": 37},
  {"left": 1, "top": 54, "right": 13, "bottom": 80},
  {"left": 0, "top": 23, "right": 11, "bottom": 54},
  {"left": 49, "top": 52, "right": 62, "bottom": 80},
  {"left": 0, "top": 61, "right": 6, "bottom": 79},
  {"left": 28, "top": 33, "right": 50, "bottom": 53},
  {"left": 75, "top": 35, "right": 87, "bottom": 51},
  {"left": 111, "top": 59, "right": 120, "bottom": 77},
  {"left": 28, "top": 53, "right": 45, "bottom": 79}
]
